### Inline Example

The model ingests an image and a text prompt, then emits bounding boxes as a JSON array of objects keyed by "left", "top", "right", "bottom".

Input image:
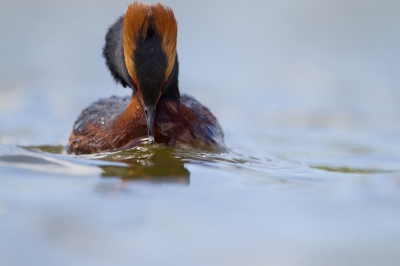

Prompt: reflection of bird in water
[
  {"left": 98, "top": 147, "right": 190, "bottom": 184},
  {"left": 68, "top": 2, "right": 224, "bottom": 155}
]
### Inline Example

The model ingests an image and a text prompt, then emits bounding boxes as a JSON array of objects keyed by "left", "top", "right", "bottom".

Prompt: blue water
[{"left": 1, "top": 0, "right": 400, "bottom": 265}]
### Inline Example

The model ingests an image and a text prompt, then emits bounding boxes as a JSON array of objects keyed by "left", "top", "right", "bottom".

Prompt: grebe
[{"left": 68, "top": 2, "right": 224, "bottom": 155}]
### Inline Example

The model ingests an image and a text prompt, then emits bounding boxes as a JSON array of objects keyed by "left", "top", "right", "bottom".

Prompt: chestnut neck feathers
[{"left": 102, "top": 2, "right": 180, "bottom": 104}]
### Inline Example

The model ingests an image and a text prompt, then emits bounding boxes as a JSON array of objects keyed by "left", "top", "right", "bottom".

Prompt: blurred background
[
  {"left": 1, "top": 0, "right": 399, "bottom": 147},
  {"left": 0, "top": 0, "right": 400, "bottom": 265}
]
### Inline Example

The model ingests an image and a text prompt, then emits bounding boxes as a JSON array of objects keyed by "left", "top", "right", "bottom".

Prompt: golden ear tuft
[
  {"left": 123, "top": 2, "right": 178, "bottom": 81},
  {"left": 123, "top": 2, "right": 149, "bottom": 81},
  {"left": 151, "top": 4, "right": 178, "bottom": 78}
]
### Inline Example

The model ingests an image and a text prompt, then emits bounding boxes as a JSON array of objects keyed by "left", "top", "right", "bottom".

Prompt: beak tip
[{"left": 148, "top": 135, "right": 155, "bottom": 144}]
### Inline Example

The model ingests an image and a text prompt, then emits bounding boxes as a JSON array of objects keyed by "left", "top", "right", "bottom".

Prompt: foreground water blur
[{"left": 1, "top": 0, "right": 400, "bottom": 265}]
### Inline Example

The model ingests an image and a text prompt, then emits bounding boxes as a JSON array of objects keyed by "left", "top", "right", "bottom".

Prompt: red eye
[
  {"left": 131, "top": 77, "right": 137, "bottom": 86},
  {"left": 164, "top": 79, "right": 168, "bottom": 84}
]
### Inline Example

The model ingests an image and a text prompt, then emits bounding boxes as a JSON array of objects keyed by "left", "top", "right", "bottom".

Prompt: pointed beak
[
  {"left": 143, "top": 105, "right": 156, "bottom": 144},
  {"left": 136, "top": 76, "right": 164, "bottom": 144}
]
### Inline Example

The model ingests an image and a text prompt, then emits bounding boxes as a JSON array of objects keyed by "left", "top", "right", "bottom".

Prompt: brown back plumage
[{"left": 123, "top": 2, "right": 177, "bottom": 82}]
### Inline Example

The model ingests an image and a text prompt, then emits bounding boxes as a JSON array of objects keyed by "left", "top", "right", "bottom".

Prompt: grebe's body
[
  {"left": 69, "top": 94, "right": 224, "bottom": 154},
  {"left": 68, "top": 2, "right": 224, "bottom": 154}
]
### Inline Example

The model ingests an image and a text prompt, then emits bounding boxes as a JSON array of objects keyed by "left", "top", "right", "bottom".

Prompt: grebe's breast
[
  {"left": 152, "top": 94, "right": 225, "bottom": 150},
  {"left": 68, "top": 94, "right": 224, "bottom": 154}
]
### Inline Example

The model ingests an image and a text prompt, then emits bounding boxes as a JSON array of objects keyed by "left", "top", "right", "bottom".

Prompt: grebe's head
[{"left": 123, "top": 2, "right": 177, "bottom": 142}]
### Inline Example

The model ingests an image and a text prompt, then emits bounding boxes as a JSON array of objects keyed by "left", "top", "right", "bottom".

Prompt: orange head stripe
[
  {"left": 123, "top": 2, "right": 177, "bottom": 81},
  {"left": 123, "top": 2, "right": 149, "bottom": 81},
  {"left": 151, "top": 4, "right": 178, "bottom": 78}
]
